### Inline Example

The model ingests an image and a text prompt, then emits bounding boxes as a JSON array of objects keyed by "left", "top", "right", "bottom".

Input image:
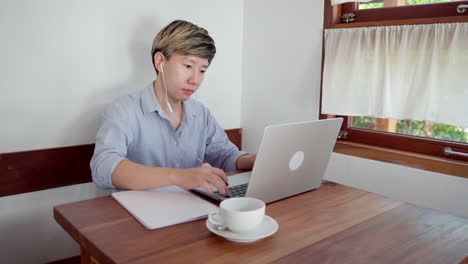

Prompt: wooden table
[{"left": 54, "top": 181, "right": 468, "bottom": 264}]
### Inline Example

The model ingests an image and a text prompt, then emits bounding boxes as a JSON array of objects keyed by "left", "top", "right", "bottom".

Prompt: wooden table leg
[{"left": 80, "top": 247, "right": 99, "bottom": 264}]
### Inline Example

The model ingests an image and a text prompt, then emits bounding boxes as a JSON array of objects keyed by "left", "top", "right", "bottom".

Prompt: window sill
[{"left": 333, "top": 141, "right": 468, "bottom": 179}]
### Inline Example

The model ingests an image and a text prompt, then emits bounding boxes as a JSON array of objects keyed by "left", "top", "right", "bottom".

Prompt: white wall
[
  {"left": 241, "top": 0, "right": 323, "bottom": 153},
  {"left": 0, "top": 1, "right": 244, "bottom": 263},
  {"left": 0, "top": 183, "right": 112, "bottom": 264},
  {"left": 0, "top": 0, "right": 244, "bottom": 154},
  {"left": 324, "top": 153, "right": 468, "bottom": 218}
]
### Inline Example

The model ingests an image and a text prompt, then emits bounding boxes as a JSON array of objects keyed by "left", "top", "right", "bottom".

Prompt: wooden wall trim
[
  {"left": 334, "top": 141, "right": 468, "bottom": 179},
  {"left": 0, "top": 144, "right": 95, "bottom": 198},
  {"left": 225, "top": 128, "right": 242, "bottom": 151},
  {"left": 0, "top": 128, "right": 242, "bottom": 198}
]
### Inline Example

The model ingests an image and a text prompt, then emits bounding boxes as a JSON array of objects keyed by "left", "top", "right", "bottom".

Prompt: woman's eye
[
  {"left": 184, "top": 64, "right": 192, "bottom": 69},
  {"left": 201, "top": 70, "right": 206, "bottom": 74}
]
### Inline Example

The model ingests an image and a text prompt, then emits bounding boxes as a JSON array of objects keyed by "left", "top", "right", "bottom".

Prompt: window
[
  {"left": 337, "top": 0, "right": 468, "bottom": 24},
  {"left": 322, "top": 0, "right": 468, "bottom": 176}
]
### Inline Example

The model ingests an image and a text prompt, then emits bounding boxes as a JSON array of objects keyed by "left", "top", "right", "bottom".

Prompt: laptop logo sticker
[{"left": 289, "top": 151, "right": 304, "bottom": 171}]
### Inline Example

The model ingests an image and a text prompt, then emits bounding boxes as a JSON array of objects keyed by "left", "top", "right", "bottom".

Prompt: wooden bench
[{"left": 0, "top": 129, "right": 242, "bottom": 197}]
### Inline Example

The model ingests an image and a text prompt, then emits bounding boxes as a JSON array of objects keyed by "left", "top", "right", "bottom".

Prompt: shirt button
[{"left": 174, "top": 140, "right": 177, "bottom": 145}]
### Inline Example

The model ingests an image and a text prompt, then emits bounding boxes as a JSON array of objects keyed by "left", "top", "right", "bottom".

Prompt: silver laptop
[{"left": 192, "top": 118, "right": 343, "bottom": 204}]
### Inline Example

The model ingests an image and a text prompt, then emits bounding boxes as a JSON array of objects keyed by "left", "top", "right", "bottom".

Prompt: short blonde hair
[{"left": 151, "top": 20, "right": 216, "bottom": 73}]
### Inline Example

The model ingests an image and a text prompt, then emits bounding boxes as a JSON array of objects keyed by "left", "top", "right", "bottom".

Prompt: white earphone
[{"left": 160, "top": 63, "right": 174, "bottom": 113}]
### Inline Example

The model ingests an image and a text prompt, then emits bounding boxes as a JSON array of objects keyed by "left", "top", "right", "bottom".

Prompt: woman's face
[{"left": 161, "top": 54, "right": 209, "bottom": 103}]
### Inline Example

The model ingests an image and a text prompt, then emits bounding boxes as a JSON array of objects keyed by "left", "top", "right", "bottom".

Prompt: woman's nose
[{"left": 188, "top": 70, "right": 202, "bottom": 85}]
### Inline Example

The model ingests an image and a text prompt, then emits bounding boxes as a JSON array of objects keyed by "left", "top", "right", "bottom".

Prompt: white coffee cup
[{"left": 208, "top": 197, "right": 265, "bottom": 234}]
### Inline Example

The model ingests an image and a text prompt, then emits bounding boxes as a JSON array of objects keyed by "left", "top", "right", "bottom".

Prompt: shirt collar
[
  {"left": 141, "top": 82, "right": 161, "bottom": 115},
  {"left": 140, "top": 81, "right": 201, "bottom": 120},
  {"left": 182, "top": 98, "right": 200, "bottom": 120}
]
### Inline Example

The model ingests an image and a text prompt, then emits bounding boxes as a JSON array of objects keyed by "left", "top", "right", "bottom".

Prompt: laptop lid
[
  {"left": 191, "top": 118, "right": 343, "bottom": 203},
  {"left": 245, "top": 118, "right": 342, "bottom": 203}
]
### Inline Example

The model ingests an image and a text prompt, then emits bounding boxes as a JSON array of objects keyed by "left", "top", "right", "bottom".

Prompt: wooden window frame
[
  {"left": 325, "top": 1, "right": 468, "bottom": 29},
  {"left": 321, "top": 0, "right": 468, "bottom": 178},
  {"left": 341, "top": 1, "right": 468, "bottom": 24}
]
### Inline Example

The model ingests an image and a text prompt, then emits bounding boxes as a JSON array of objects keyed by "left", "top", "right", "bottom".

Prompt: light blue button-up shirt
[{"left": 90, "top": 82, "right": 247, "bottom": 189}]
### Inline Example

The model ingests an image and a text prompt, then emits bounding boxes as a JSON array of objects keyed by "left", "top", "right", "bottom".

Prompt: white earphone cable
[
  {"left": 160, "top": 64, "right": 174, "bottom": 113},
  {"left": 160, "top": 64, "right": 204, "bottom": 165}
]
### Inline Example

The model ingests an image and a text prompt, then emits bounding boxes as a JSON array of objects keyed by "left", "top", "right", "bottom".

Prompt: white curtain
[
  {"left": 331, "top": 0, "right": 371, "bottom": 5},
  {"left": 322, "top": 23, "right": 468, "bottom": 128}
]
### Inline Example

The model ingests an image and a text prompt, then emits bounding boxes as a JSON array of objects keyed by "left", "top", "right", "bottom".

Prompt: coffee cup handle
[{"left": 208, "top": 211, "right": 225, "bottom": 228}]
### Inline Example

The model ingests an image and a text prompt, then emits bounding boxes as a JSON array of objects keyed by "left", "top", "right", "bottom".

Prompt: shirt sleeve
[
  {"left": 90, "top": 100, "right": 134, "bottom": 189},
  {"left": 203, "top": 109, "right": 248, "bottom": 172}
]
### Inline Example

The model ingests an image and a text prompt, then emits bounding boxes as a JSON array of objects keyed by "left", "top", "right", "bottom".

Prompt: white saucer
[{"left": 206, "top": 215, "right": 279, "bottom": 243}]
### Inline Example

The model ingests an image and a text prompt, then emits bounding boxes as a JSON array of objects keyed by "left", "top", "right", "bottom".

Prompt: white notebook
[{"left": 112, "top": 186, "right": 218, "bottom": 230}]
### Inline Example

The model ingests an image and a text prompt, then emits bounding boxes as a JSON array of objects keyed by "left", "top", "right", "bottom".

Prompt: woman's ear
[{"left": 154, "top": 52, "right": 166, "bottom": 73}]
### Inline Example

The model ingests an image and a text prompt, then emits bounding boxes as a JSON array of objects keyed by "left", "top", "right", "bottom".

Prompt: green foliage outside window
[
  {"left": 359, "top": 0, "right": 458, "bottom": 9},
  {"left": 359, "top": 2, "right": 384, "bottom": 9},
  {"left": 351, "top": 116, "right": 468, "bottom": 143},
  {"left": 405, "top": 0, "right": 458, "bottom": 5},
  {"left": 351, "top": 116, "right": 376, "bottom": 129}
]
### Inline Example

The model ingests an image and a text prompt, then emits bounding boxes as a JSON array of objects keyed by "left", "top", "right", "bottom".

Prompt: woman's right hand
[{"left": 171, "top": 167, "right": 229, "bottom": 195}]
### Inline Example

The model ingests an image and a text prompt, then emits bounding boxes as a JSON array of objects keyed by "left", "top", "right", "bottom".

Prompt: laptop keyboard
[{"left": 215, "top": 183, "right": 248, "bottom": 198}]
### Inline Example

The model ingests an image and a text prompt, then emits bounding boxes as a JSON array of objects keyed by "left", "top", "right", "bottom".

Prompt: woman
[{"left": 91, "top": 20, "right": 255, "bottom": 195}]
